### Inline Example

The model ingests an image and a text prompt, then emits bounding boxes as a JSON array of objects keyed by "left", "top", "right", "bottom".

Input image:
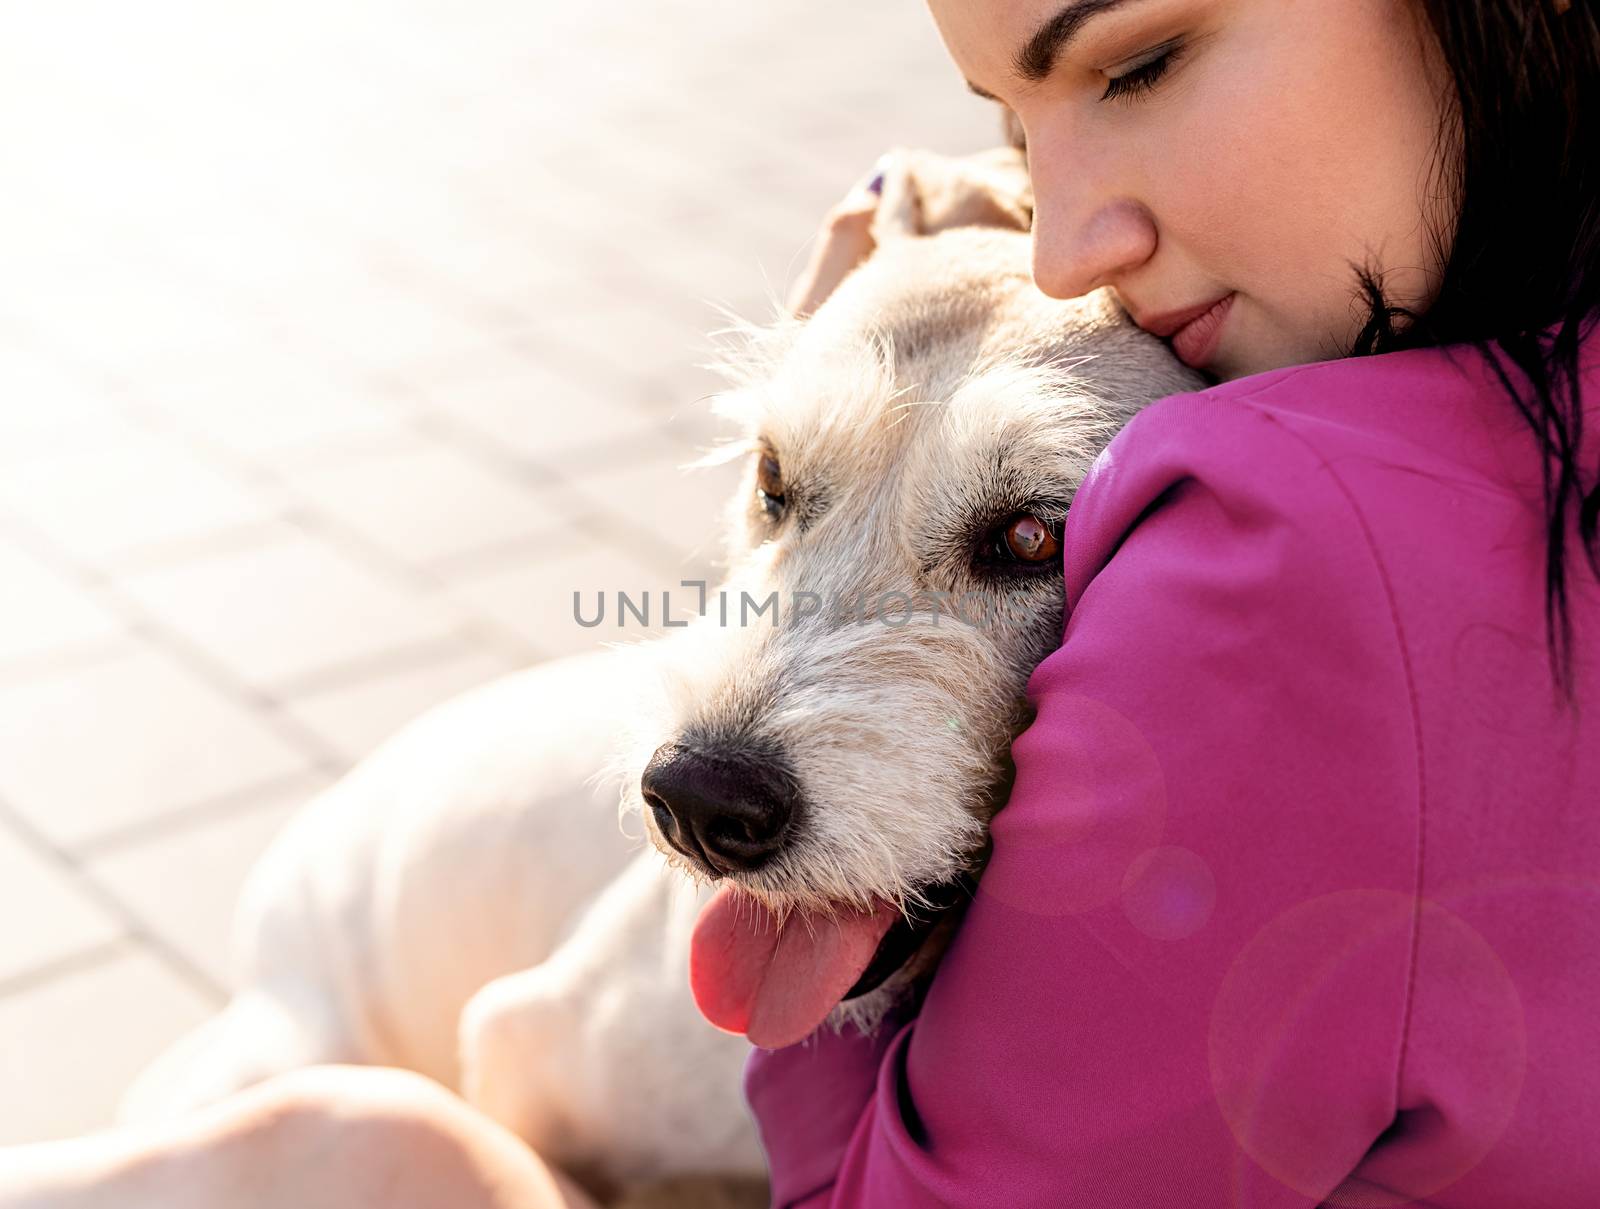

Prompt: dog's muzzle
[{"left": 642, "top": 742, "right": 800, "bottom": 877}]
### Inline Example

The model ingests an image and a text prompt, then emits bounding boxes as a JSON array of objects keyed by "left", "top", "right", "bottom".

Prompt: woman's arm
[{"left": 745, "top": 385, "right": 1423, "bottom": 1208}]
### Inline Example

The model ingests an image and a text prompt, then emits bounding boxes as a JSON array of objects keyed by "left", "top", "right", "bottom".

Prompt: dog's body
[
  {"left": 124, "top": 154, "right": 1202, "bottom": 1203},
  {"left": 122, "top": 648, "right": 760, "bottom": 1199}
]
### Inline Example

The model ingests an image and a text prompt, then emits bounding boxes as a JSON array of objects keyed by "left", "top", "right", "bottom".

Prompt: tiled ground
[{"left": 0, "top": 0, "right": 998, "bottom": 1146}]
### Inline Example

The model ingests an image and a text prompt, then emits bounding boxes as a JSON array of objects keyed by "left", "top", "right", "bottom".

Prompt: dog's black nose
[{"left": 641, "top": 743, "right": 797, "bottom": 876}]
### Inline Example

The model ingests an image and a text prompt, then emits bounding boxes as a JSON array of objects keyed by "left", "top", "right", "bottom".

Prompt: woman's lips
[{"left": 1168, "top": 293, "right": 1235, "bottom": 369}]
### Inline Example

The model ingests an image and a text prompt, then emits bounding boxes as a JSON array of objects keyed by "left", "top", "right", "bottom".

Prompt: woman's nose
[{"left": 1027, "top": 148, "right": 1158, "bottom": 300}]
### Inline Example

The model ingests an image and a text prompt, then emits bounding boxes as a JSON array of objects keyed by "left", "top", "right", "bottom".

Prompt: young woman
[
  {"left": 754, "top": 2, "right": 1600, "bottom": 1206},
  {"left": 4, "top": 1, "right": 1595, "bottom": 1206}
]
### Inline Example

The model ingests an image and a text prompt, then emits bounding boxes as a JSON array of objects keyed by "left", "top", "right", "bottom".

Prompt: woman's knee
[
  {"left": 226, "top": 1066, "right": 588, "bottom": 1209},
  {"left": 242, "top": 1065, "right": 465, "bottom": 1132},
  {"left": 210, "top": 1067, "right": 513, "bottom": 1206}
]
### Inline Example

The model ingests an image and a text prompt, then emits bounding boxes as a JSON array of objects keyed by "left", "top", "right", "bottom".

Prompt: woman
[
  {"left": 755, "top": 3, "right": 1600, "bottom": 1206},
  {"left": 5, "top": 1, "right": 1596, "bottom": 1206}
]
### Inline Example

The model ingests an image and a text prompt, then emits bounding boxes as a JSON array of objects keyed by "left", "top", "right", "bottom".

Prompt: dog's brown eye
[
  {"left": 1001, "top": 514, "right": 1060, "bottom": 563},
  {"left": 756, "top": 451, "right": 785, "bottom": 516}
]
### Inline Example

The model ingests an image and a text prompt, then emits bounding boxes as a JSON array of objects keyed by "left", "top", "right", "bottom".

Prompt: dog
[{"left": 119, "top": 149, "right": 1202, "bottom": 1207}]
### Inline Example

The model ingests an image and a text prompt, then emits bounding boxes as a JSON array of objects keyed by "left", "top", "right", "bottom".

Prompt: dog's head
[{"left": 618, "top": 208, "right": 1202, "bottom": 1049}]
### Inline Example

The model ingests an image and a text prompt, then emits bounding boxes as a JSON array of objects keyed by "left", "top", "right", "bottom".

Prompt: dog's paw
[
  {"left": 458, "top": 969, "right": 575, "bottom": 1146},
  {"left": 871, "top": 145, "right": 1033, "bottom": 243},
  {"left": 458, "top": 976, "right": 533, "bottom": 1136}
]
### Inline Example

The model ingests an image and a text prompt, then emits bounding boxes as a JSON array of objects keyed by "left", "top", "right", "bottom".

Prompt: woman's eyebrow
[{"left": 965, "top": 0, "right": 1152, "bottom": 97}]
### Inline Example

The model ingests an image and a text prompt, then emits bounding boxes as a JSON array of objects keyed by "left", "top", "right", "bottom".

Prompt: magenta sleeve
[{"left": 742, "top": 386, "right": 1425, "bottom": 1208}]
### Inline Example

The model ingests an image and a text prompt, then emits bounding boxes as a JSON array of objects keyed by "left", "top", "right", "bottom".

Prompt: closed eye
[{"left": 1100, "top": 38, "right": 1184, "bottom": 102}]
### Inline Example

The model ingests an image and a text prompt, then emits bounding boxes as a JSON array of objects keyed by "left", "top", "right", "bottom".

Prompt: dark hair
[
  {"left": 1005, "top": 0, "right": 1600, "bottom": 707},
  {"left": 1350, "top": 0, "right": 1598, "bottom": 709}
]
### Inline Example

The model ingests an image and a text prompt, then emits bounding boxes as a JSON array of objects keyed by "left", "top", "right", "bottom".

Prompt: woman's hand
[
  {"left": 785, "top": 146, "right": 1035, "bottom": 318},
  {"left": 785, "top": 168, "right": 885, "bottom": 318}
]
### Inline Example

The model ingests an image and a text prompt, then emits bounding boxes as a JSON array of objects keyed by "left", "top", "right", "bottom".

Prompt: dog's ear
[{"left": 871, "top": 146, "right": 1034, "bottom": 244}]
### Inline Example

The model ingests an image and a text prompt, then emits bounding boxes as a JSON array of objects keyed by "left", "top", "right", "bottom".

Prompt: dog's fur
[
  {"left": 622, "top": 214, "right": 1201, "bottom": 1036},
  {"left": 120, "top": 150, "right": 1201, "bottom": 1205}
]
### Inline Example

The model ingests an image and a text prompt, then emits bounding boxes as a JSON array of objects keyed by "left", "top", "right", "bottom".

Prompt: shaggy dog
[{"left": 119, "top": 151, "right": 1201, "bottom": 1206}]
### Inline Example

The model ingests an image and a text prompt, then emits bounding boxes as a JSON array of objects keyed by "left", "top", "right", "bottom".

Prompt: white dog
[{"left": 121, "top": 150, "right": 1201, "bottom": 1207}]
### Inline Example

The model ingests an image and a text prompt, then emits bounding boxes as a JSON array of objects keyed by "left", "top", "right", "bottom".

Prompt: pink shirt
[{"left": 744, "top": 327, "right": 1600, "bottom": 1208}]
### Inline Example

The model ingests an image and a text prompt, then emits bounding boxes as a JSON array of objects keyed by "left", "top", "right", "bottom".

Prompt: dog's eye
[
  {"left": 1003, "top": 515, "right": 1059, "bottom": 562},
  {"left": 983, "top": 512, "right": 1062, "bottom": 571},
  {"left": 756, "top": 451, "right": 785, "bottom": 519}
]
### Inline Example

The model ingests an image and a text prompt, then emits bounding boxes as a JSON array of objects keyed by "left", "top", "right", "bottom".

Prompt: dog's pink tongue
[{"left": 690, "top": 884, "right": 899, "bottom": 1050}]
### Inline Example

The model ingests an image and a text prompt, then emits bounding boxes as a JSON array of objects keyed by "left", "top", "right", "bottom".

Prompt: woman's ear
[{"left": 870, "top": 146, "right": 1034, "bottom": 245}]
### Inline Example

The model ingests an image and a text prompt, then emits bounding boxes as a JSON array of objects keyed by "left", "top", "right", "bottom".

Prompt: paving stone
[
  {"left": 0, "top": 830, "right": 123, "bottom": 985},
  {"left": 0, "top": 432, "right": 286, "bottom": 568},
  {"left": 118, "top": 529, "right": 469, "bottom": 693},
  {"left": 139, "top": 359, "right": 402, "bottom": 462},
  {"left": 0, "top": 950, "right": 215, "bottom": 1145},
  {"left": 85, "top": 776, "right": 330, "bottom": 989},
  {"left": 282, "top": 644, "right": 518, "bottom": 765},
  {"left": 0, "top": 540, "right": 125, "bottom": 670},
  {"left": 417, "top": 356, "right": 657, "bottom": 464},
  {"left": 0, "top": 352, "right": 141, "bottom": 468},
  {"left": 450, "top": 542, "right": 683, "bottom": 661},
  {"left": 0, "top": 649, "right": 310, "bottom": 850},
  {"left": 558, "top": 443, "right": 747, "bottom": 575},
  {"left": 281, "top": 436, "right": 577, "bottom": 569}
]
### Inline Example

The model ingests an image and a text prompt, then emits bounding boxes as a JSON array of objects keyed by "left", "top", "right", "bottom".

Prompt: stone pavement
[{"left": 0, "top": 0, "right": 999, "bottom": 1146}]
